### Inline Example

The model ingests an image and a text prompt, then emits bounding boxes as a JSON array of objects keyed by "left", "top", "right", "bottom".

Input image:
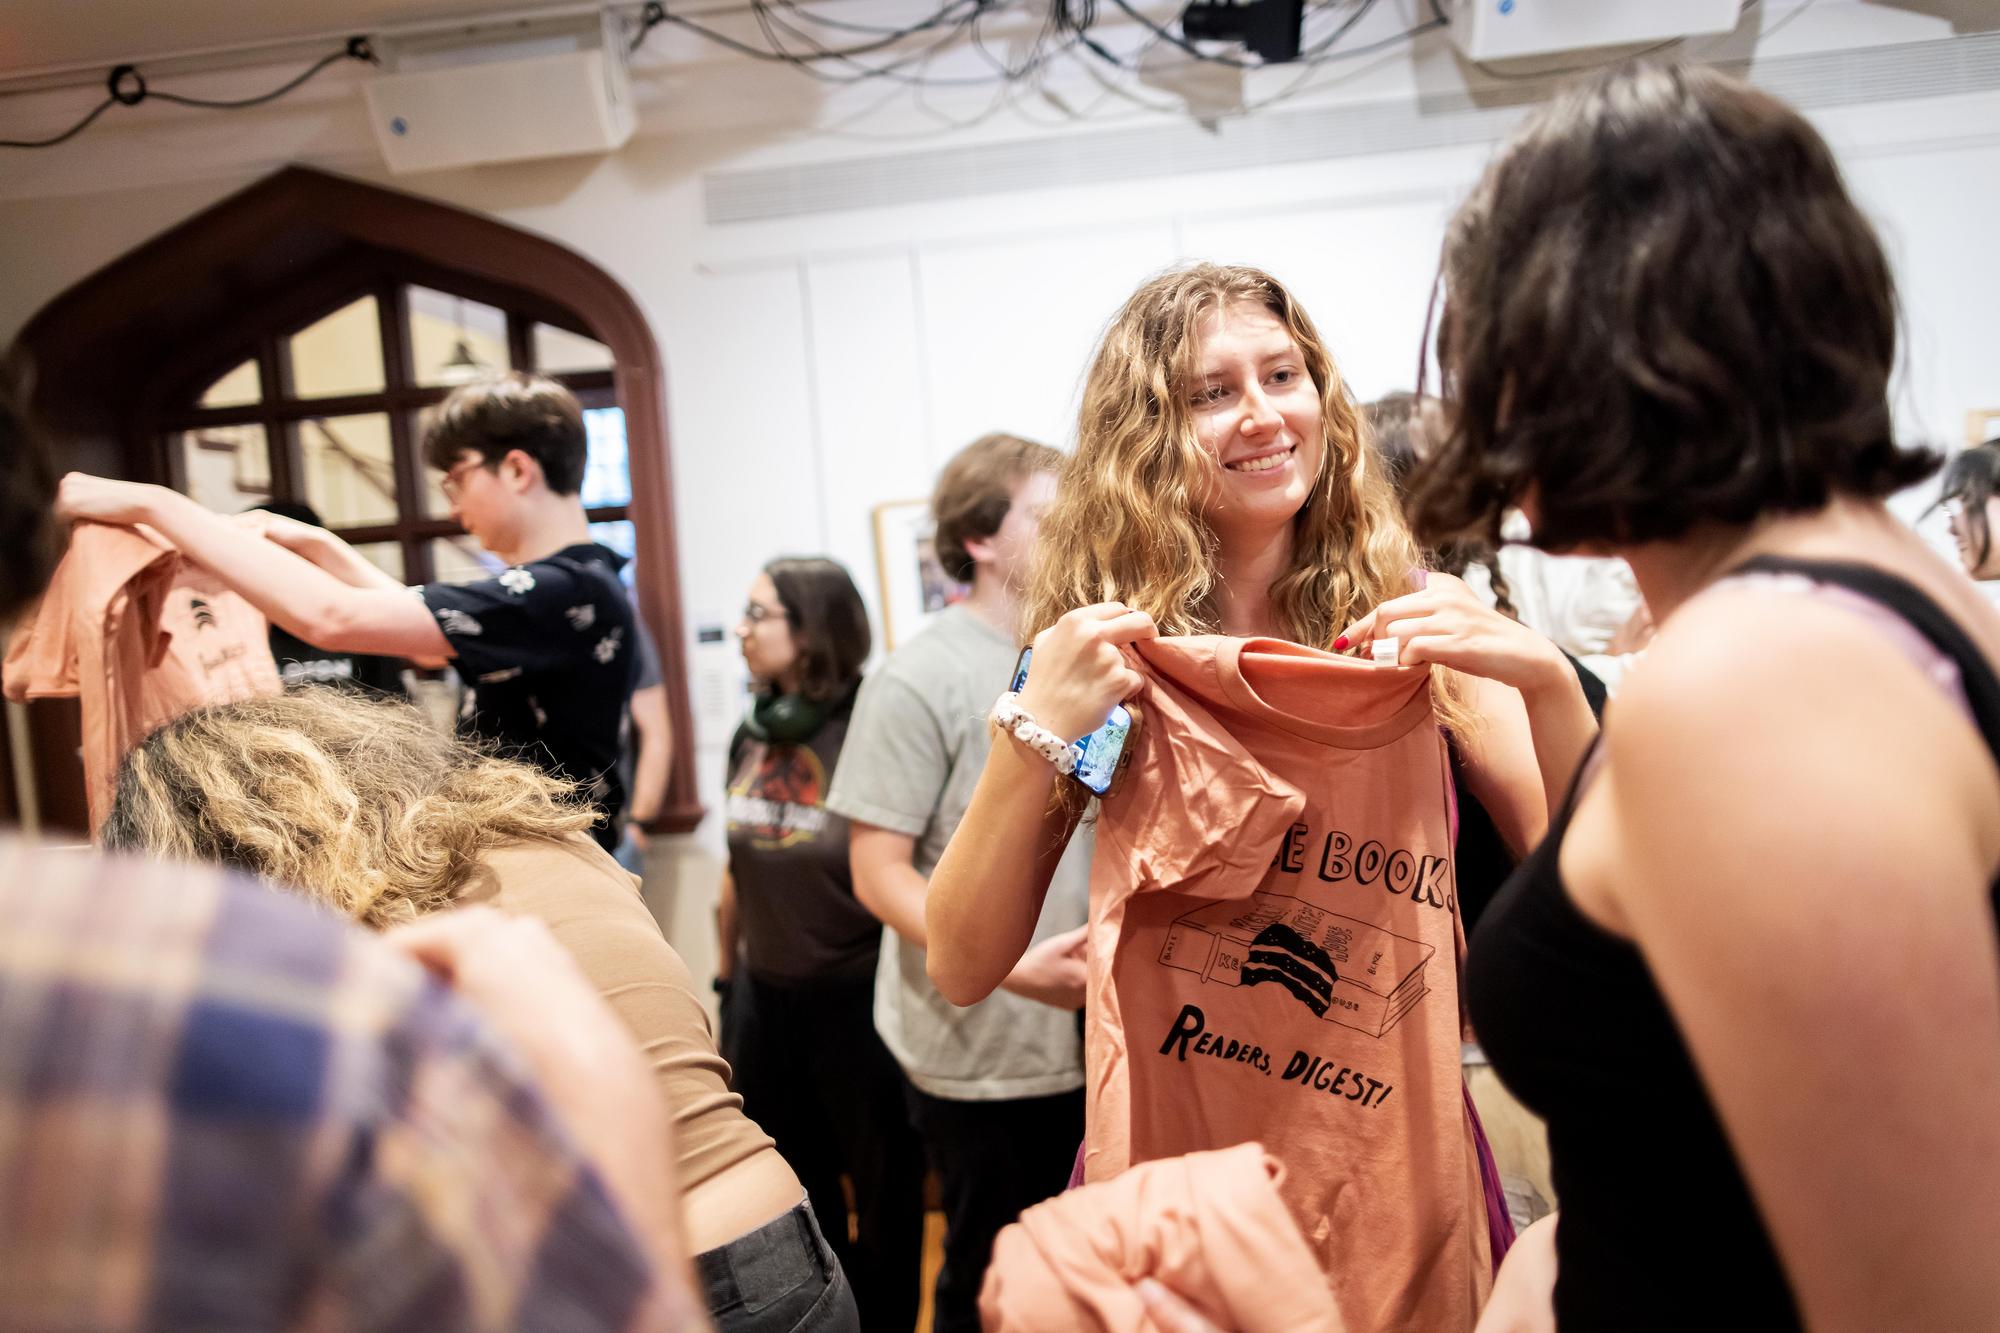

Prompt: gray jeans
[{"left": 695, "top": 1199, "right": 860, "bottom": 1333}]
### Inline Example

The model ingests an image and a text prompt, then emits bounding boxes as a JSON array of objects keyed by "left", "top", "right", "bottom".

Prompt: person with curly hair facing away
[
  {"left": 103, "top": 689, "right": 858, "bottom": 1333},
  {"left": 926, "top": 262, "right": 1597, "bottom": 1332}
]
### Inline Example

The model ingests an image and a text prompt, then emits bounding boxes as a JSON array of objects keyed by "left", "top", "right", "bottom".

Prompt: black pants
[
  {"left": 724, "top": 974, "right": 925, "bottom": 1333},
  {"left": 904, "top": 1084, "right": 1086, "bottom": 1333}
]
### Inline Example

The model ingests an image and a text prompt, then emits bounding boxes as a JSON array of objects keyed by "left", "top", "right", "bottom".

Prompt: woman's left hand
[
  {"left": 1337, "top": 571, "right": 1567, "bottom": 695},
  {"left": 55, "top": 473, "right": 169, "bottom": 527}
]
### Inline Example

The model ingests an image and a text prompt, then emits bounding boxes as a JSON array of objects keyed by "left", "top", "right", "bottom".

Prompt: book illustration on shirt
[{"left": 1159, "top": 891, "right": 1432, "bottom": 1038}]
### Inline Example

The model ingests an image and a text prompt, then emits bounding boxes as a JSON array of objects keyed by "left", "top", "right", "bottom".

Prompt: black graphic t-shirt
[
  {"left": 268, "top": 625, "right": 409, "bottom": 697},
  {"left": 422, "top": 543, "right": 635, "bottom": 850},
  {"left": 724, "top": 689, "right": 881, "bottom": 985}
]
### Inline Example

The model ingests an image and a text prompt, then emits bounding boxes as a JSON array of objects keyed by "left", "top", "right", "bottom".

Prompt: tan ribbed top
[{"left": 459, "top": 834, "right": 776, "bottom": 1194}]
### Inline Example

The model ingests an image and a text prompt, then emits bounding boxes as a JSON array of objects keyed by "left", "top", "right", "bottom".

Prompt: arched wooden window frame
[
  {"left": 149, "top": 258, "right": 629, "bottom": 585},
  {"left": 12, "top": 167, "right": 703, "bottom": 835}
]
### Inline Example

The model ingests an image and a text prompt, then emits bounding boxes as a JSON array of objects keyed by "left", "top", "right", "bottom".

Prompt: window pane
[
  {"left": 178, "top": 424, "right": 271, "bottom": 512},
  {"left": 534, "top": 322, "right": 613, "bottom": 374},
  {"left": 581, "top": 405, "right": 631, "bottom": 508},
  {"left": 350, "top": 541, "right": 405, "bottom": 582},
  {"left": 199, "top": 359, "right": 261, "bottom": 409},
  {"left": 297, "top": 414, "right": 398, "bottom": 528},
  {"left": 416, "top": 405, "right": 457, "bottom": 519},
  {"left": 287, "top": 296, "right": 385, "bottom": 399},
  {"left": 589, "top": 519, "right": 637, "bottom": 590},
  {"left": 408, "top": 285, "right": 507, "bottom": 386},
  {"left": 430, "top": 536, "right": 502, "bottom": 585}
]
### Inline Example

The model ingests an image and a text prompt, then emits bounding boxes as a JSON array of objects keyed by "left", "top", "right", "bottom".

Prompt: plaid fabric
[{"left": 0, "top": 839, "right": 675, "bottom": 1331}]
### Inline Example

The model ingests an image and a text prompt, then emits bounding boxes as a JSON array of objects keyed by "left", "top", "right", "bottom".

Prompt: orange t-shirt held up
[
  {"left": 4, "top": 522, "right": 281, "bottom": 831},
  {"left": 1084, "top": 636, "right": 1490, "bottom": 1333}
]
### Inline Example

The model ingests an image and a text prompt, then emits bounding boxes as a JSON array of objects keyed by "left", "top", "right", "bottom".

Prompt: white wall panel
[
  {"left": 915, "top": 225, "right": 1180, "bottom": 456},
  {"left": 801, "top": 252, "right": 932, "bottom": 661},
  {"left": 1180, "top": 195, "right": 1458, "bottom": 405},
  {"left": 663, "top": 264, "right": 819, "bottom": 754}
]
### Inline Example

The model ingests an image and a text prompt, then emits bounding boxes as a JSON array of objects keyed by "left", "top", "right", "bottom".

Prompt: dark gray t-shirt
[
  {"left": 826, "top": 606, "right": 1089, "bottom": 1100},
  {"left": 724, "top": 690, "right": 881, "bottom": 985}
]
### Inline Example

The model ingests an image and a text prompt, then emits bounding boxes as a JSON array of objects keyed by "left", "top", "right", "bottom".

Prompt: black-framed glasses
[{"left": 741, "top": 600, "right": 788, "bottom": 626}]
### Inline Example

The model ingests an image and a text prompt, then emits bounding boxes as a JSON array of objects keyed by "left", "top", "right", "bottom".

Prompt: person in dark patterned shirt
[{"left": 58, "top": 373, "right": 638, "bottom": 848}]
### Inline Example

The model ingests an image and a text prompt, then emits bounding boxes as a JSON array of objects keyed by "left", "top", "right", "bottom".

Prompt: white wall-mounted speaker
[
  {"left": 363, "top": 12, "right": 635, "bottom": 175},
  {"left": 1443, "top": 0, "right": 1744, "bottom": 63}
]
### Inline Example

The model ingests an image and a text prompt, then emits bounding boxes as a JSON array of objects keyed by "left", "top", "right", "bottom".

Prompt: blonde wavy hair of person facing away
[
  {"left": 1024, "top": 262, "right": 1475, "bottom": 733},
  {"left": 102, "top": 690, "right": 598, "bottom": 928}
]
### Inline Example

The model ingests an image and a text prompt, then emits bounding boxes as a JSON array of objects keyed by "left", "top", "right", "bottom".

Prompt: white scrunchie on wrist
[{"left": 989, "top": 691, "right": 1077, "bottom": 775}]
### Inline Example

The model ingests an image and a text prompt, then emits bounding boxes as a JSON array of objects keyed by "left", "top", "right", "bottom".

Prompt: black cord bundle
[{"left": 1, "top": 38, "right": 374, "bottom": 150}]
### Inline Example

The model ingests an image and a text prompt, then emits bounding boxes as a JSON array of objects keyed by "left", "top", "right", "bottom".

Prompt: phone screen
[{"left": 1009, "top": 647, "right": 1135, "bottom": 797}]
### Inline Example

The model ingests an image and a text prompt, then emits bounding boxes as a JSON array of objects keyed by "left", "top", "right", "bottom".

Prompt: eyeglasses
[
  {"left": 438, "top": 458, "right": 487, "bottom": 501},
  {"left": 741, "top": 601, "right": 789, "bottom": 626}
]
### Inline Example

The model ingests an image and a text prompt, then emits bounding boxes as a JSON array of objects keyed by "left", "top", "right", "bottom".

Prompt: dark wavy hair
[
  {"left": 764, "top": 556, "right": 871, "bottom": 702},
  {"left": 1933, "top": 442, "right": 2000, "bottom": 571},
  {"left": 422, "top": 371, "right": 587, "bottom": 496},
  {"left": 1409, "top": 63, "right": 1938, "bottom": 553},
  {"left": 1363, "top": 392, "right": 1515, "bottom": 619}
]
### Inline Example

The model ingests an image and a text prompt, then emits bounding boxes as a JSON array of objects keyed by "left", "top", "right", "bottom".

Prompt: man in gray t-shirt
[{"left": 826, "top": 436, "right": 1087, "bottom": 1333}]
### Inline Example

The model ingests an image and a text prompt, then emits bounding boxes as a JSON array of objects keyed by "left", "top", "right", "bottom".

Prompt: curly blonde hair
[
  {"left": 102, "top": 691, "right": 598, "bottom": 928},
  {"left": 1025, "top": 263, "right": 1473, "bottom": 729}
]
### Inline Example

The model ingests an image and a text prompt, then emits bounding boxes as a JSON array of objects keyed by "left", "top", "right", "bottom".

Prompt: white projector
[
  {"left": 362, "top": 12, "right": 635, "bottom": 175},
  {"left": 1441, "top": 0, "right": 1744, "bottom": 62}
]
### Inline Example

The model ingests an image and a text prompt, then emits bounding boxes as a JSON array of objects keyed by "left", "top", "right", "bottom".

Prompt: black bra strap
[{"left": 1727, "top": 555, "right": 2000, "bottom": 780}]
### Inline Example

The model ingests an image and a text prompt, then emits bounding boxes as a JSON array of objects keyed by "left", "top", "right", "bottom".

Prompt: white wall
[{"left": 2, "top": 10, "right": 1998, "bottom": 982}]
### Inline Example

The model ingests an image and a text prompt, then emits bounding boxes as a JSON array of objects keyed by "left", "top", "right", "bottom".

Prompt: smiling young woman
[{"left": 923, "top": 263, "right": 1597, "bottom": 1331}]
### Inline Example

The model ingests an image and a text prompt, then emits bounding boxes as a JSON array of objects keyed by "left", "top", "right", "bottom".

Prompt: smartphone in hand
[{"left": 1010, "top": 646, "right": 1141, "bottom": 798}]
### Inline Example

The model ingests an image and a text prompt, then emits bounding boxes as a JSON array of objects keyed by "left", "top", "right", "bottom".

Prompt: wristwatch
[{"left": 989, "top": 691, "right": 1078, "bottom": 775}]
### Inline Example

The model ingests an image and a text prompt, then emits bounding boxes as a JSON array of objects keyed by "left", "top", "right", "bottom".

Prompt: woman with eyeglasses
[{"left": 718, "top": 556, "right": 926, "bottom": 1333}]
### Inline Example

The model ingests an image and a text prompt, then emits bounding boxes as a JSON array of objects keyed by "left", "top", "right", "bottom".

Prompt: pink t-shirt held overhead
[{"left": 1084, "top": 636, "right": 1489, "bottom": 1333}]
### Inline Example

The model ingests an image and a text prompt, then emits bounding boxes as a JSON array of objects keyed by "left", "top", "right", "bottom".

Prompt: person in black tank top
[{"left": 1343, "top": 64, "right": 2000, "bottom": 1332}]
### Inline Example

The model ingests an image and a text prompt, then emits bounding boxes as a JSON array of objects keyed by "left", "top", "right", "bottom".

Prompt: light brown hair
[
  {"left": 101, "top": 691, "right": 596, "bottom": 928},
  {"left": 931, "top": 433, "right": 1063, "bottom": 584},
  {"left": 1024, "top": 263, "right": 1473, "bottom": 734}
]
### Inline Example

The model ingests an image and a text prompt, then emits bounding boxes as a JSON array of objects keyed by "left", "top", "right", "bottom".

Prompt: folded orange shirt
[
  {"left": 979, "top": 1141, "right": 1345, "bottom": 1333},
  {"left": 4, "top": 522, "right": 280, "bottom": 832}
]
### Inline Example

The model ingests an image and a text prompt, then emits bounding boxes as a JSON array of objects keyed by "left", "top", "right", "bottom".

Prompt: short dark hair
[
  {"left": 931, "top": 433, "right": 1062, "bottom": 584},
  {"left": 1410, "top": 63, "right": 1938, "bottom": 553},
  {"left": 0, "top": 369, "right": 61, "bottom": 624},
  {"left": 1364, "top": 392, "right": 1518, "bottom": 619},
  {"left": 1362, "top": 392, "right": 1425, "bottom": 498},
  {"left": 422, "top": 372, "right": 587, "bottom": 496},
  {"left": 1935, "top": 443, "right": 2000, "bottom": 570},
  {"left": 764, "top": 556, "right": 871, "bottom": 702}
]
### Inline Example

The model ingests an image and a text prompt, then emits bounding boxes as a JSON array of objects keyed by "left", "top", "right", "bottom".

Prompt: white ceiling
[{"left": 0, "top": 1, "right": 599, "bottom": 77}]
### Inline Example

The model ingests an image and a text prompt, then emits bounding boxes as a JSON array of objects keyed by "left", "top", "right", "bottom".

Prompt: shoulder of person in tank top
[{"left": 1601, "top": 573, "right": 1994, "bottom": 785}]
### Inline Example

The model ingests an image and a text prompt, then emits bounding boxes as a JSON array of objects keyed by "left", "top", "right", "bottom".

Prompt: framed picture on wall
[
  {"left": 1969, "top": 408, "right": 2000, "bottom": 448},
  {"left": 872, "top": 499, "right": 970, "bottom": 651}
]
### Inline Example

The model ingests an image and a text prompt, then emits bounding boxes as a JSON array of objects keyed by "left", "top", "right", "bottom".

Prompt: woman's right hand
[{"left": 1016, "top": 602, "right": 1157, "bottom": 741}]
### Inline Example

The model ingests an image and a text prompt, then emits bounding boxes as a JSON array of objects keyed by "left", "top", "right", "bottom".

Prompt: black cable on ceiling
[
  {"left": 0, "top": 37, "right": 374, "bottom": 150},
  {"left": 3, "top": 0, "right": 1456, "bottom": 152}
]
